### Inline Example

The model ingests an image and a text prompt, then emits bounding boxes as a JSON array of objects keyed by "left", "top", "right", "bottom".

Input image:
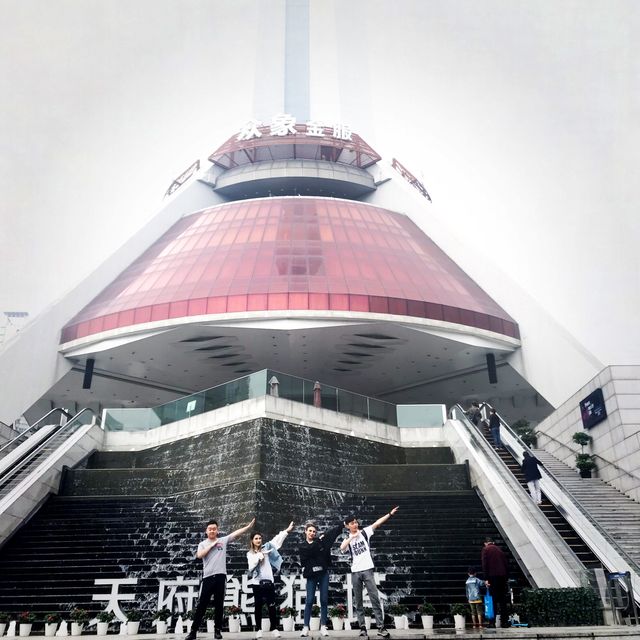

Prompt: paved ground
[{"left": 13, "top": 629, "right": 640, "bottom": 640}]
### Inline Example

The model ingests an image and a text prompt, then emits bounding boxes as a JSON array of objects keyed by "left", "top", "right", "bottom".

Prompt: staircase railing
[
  {"left": 0, "top": 408, "right": 98, "bottom": 503},
  {"left": 0, "top": 407, "right": 73, "bottom": 460},
  {"left": 476, "top": 401, "right": 640, "bottom": 606}
]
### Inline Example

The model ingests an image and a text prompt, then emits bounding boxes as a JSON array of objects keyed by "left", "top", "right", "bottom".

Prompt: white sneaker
[
  {"left": 300, "top": 628, "right": 309, "bottom": 637},
  {"left": 256, "top": 631, "right": 263, "bottom": 639},
  {"left": 320, "top": 626, "right": 329, "bottom": 637},
  {"left": 272, "top": 632, "right": 281, "bottom": 638}
]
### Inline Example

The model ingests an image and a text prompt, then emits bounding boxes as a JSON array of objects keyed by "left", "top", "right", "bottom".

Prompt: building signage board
[{"left": 579, "top": 387, "right": 607, "bottom": 429}]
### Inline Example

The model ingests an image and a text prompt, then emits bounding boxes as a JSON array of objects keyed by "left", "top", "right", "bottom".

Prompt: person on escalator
[
  {"left": 489, "top": 409, "right": 502, "bottom": 448},
  {"left": 521, "top": 450, "right": 544, "bottom": 505}
]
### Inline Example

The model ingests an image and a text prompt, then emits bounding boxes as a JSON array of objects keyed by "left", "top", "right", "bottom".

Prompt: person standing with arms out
[
  {"left": 481, "top": 537, "right": 510, "bottom": 628},
  {"left": 299, "top": 521, "right": 344, "bottom": 637},
  {"left": 186, "top": 517, "right": 256, "bottom": 640},
  {"left": 521, "top": 451, "right": 544, "bottom": 505},
  {"left": 340, "top": 507, "right": 399, "bottom": 639},
  {"left": 247, "top": 521, "right": 295, "bottom": 639},
  {"left": 489, "top": 408, "right": 502, "bottom": 449}
]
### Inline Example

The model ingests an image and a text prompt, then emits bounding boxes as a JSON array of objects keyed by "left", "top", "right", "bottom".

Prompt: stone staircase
[
  {"left": 534, "top": 449, "right": 640, "bottom": 568},
  {"left": 0, "top": 418, "right": 530, "bottom": 626}
]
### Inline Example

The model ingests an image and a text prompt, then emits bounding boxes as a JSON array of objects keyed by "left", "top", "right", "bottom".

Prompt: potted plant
[
  {"left": 69, "top": 609, "right": 88, "bottom": 636},
  {"left": 576, "top": 453, "right": 596, "bottom": 478},
  {"left": 309, "top": 604, "right": 321, "bottom": 631},
  {"left": 572, "top": 431, "right": 592, "bottom": 450},
  {"left": 279, "top": 607, "right": 296, "bottom": 633},
  {"left": 125, "top": 609, "right": 142, "bottom": 635},
  {"left": 388, "top": 604, "right": 407, "bottom": 630},
  {"left": 225, "top": 605, "right": 242, "bottom": 634},
  {"left": 205, "top": 608, "right": 216, "bottom": 633},
  {"left": 363, "top": 607, "right": 373, "bottom": 630},
  {"left": 260, "top": 605, "right": 271, "bottom": 632},
  {"left": 44, "top": 613, "right": 62, "bottom": 637},
  {"left": 18, "top": 612, "right": 35, "bottom": 637},
  {"left": 96, "top": 611, "right": 115, "bottom": 636},
  {"left": 328, "top": 605, "right": 346, "bottom": 632},
  {"left": 184, "top": 609, "right": 196, "bottom": 634},
  {"left": 418, "top": 603, "right": 436, "bottom": 630},
  {"left": 449, "top": 604, "right": 468, "bottom": 630},
  {"left": 153, "top": 609, "right": 171, "bottom": 635},
  {"left": 0, "top": 613, "right": 10, "bottom": 637}
]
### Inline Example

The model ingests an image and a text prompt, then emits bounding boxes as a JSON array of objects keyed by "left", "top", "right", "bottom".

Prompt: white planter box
[
  {"left": 392, "top": 616, "right": 405, "bottom": 630},
  {"left": 19, "top": 624, "right": 32, "bottom": 637},
  {"left": 330, "top": 618, "right": 343, "bottom": 631},
  {"left": 45, "top": 623, "right": 58, "bottom": 637},
  {"left": 71, "top": 623, "right": 83, "bottom": 636},
  {"left": 229, "top": 618, "right": 241, "bottom": 634},
  {"left": 309, "top": 618, "right": 320, "bottom": 631},
  {"left": 281, "top": 618, "right": 295, "bottom": 632},
  {"left": 420, "top": 615, "right": 434, "bottom": 630},
  {"left": 127, "top": 621, "right": 140, "bottom": 635},
  {"left": 156, "top": 621, "right": 168, "bottom": 635},
  {"left": 206, "top": 620, "right": 216, "bottom": 633},
  {"left": 454, "top": 615, "right": 465, "bottom": 631},
  {"left": 364, "top": 616, "right": 372, "bottom": 630}
]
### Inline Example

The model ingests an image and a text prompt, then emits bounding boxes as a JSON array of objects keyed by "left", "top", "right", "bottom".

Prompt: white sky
[{"left": 1, "top": 0, "right": 638, "bottom": 361}]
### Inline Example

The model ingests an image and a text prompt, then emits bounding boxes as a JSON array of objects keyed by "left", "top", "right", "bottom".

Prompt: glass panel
[{"left": 396, "top": 404, "right": 446, "bottom": 428}]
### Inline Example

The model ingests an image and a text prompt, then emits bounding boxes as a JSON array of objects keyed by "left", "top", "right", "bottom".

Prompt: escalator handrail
[
  {"left": 0, "top": 408, "right": 97, "bottom": 491},
  {"left": 0, "top": 407, "right": 73, "bottom": 457},
  {"left": 477, "top": 401, "right": 640, "bottom": 579}
]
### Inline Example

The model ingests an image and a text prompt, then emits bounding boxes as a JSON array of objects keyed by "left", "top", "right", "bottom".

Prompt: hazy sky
[{"left": 1, "top": 0, "right": 638, "bottom": 360}]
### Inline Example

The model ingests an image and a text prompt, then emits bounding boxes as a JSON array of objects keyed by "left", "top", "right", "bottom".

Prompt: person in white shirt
[
  {"left": 186, "top": 517, "right": 255, "bottom": 640},
  {"left": 340, "top": 507, "right": 399, "bottom": 639},
  {"left": 247, "top": 521, "right": 294, "bottom": 639}
]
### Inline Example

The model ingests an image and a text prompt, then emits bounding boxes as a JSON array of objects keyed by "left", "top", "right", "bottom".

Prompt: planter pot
[
  {"left": 261, "top": 619, "right": 271, "bottom": 632},
  {"left": 579, "top": 468, "right": 592, "bottom": 478},
  {"left": 229, "top": 618, "right": 241, "bottom": 634},
  {"left": 282, "top": 618, "right": 295, "bottom": 632},
  {"left": 0, "top": 624, "right": 7, "bottom": 637},
  {"left": 309, "top": 618, "right": 320, "bottom": 632},
  {"left": 364, "top": 616, "right": 372, "bottom": 630},
  {"left": 421, "top": 615, "right": 434, "bottom": 630},
  {"left": 453, "top": 614, "right": 465, "bottom": 631},
  {"left": 184, "top": 622, "right": 193, "bottom": 633},
  {"left": 19, "top": 624, "right": 32, "bottom": 637},
  {"left": 330, "top": 618, "right": 343, "bottom": 631},
  {"left": 71, "top": 623, "right": 84, "bottom": 636},
  {"left": 206, "top": 620, "right": 216, "bottom": 633},
  {"left": 45, "top": 623, "right": 58, "bottom": 637},
  {"left": 96, "top": 622, "right": 109, "bottom": 636},
  {"left": 392, "top": 616, "right": 405, "bottom": 630},
  {"left": 127, "top": 622, "right": 140, "bottom": 635},
  {"left": 156, "top": 621, "right": 168, "bottom": 635}
]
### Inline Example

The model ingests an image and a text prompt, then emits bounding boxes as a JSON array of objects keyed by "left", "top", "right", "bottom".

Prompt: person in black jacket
[
  {"left": 521, "top": 450, "right": 543, "bottom": 504},
  {"left": 299, "top": 521, "right": 343, "bottom": 637}
]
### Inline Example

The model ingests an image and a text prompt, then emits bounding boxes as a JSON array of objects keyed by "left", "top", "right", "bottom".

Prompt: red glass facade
[{"left": 61, "top": 198, "right": 518, "bottom": 343}]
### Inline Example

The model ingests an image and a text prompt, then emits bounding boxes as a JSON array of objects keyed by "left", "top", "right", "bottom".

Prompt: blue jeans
[{"left": 303, "top": 571, "right": 329, "bottom": 626}]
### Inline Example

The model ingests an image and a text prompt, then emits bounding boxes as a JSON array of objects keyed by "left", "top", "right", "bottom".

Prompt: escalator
[{"left": 478, "top": 416, "right": 602, "bottom": 571}]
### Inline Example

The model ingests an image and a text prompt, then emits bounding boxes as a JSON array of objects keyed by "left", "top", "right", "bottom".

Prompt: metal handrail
[
  {"left": 536, "top": 429, "right": 640, "bottom": 485},
  {"left": 0, "top": 408, "right": 97, "bottom": 490},
  {"left": 477, "top": 401, "right": 640, "bottom": 581},
  {"left": 0, "top": 407, "right": 73, "bottom": 457}
]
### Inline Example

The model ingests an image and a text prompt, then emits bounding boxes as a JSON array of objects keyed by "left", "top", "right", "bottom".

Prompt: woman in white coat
[{"left": 247, "top": 521, "right": 294, "bottom": 638}]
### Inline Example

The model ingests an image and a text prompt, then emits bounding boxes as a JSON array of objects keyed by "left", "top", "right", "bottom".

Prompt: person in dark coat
[
  {"left": 489, "top": 408, "right": 502, "bottom": 448},
  {"left": 522, "top": 450, "right": 543, "bottom": 504},
  {"left": 481, "top": 537, "right": 510, "bottom": 628}
]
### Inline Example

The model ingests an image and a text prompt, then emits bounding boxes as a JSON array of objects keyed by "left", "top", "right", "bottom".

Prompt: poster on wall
[{"left": 579, "top": 388, "right": 607, "bottom": 429}]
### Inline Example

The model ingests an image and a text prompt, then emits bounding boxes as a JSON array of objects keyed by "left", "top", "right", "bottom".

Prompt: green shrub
[{"left": 521, "top": 588, "right": 602, "bottom": 626}]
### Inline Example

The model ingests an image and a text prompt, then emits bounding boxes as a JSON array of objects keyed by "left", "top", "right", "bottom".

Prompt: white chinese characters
[{"left": 235, "top": 116, "right": 353, "bottom": 142}]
